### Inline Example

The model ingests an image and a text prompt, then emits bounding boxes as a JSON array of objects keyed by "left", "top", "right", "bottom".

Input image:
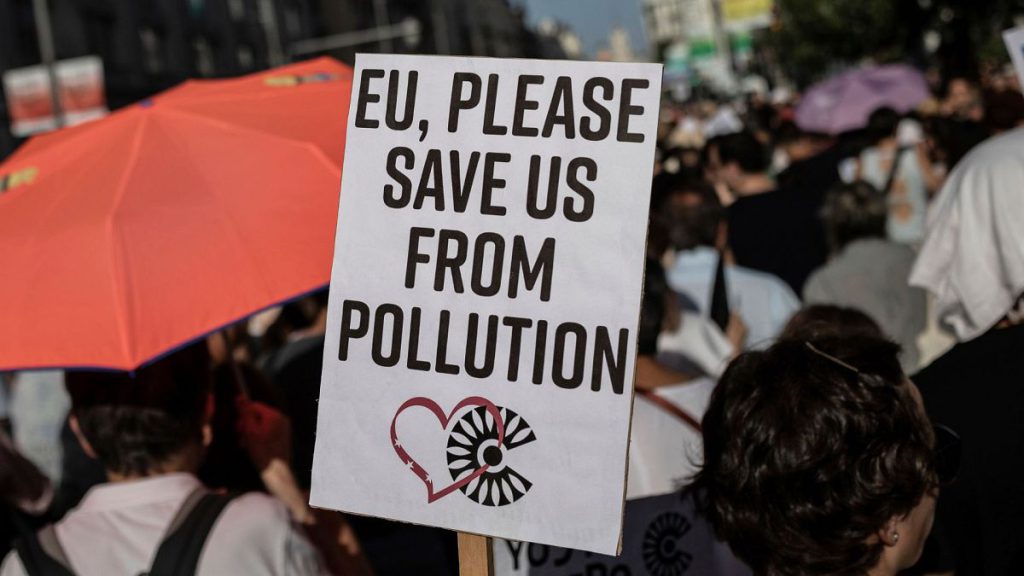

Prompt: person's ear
[
  {"left": 68, "top": 415, "right": 97, "bottom": 460},
  {"left": 878, "top": 516, "right": 901, "bottom": 547}
]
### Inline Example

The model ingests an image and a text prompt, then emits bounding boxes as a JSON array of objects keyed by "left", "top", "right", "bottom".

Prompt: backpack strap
[
  {"left": 881, "top": 145, "right": 910, "bottom": 195},
  {"left": 639, "top": 390, "right": 703, "bottom": 433},
  {"left": 145, "top": 489, "right": 237, "bottom": 576},
  {"left": 14, "top": 524, "right": 76, "bottom": 576}
]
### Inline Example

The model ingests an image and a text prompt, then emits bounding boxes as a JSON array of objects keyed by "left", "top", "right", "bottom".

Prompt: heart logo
[{"left": 390, "top": 396, "right": 506, "bottom": 503}]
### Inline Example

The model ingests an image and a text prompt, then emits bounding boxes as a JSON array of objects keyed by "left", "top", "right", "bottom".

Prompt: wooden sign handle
[{"left": 458, "top": 532, "right": 494, "bottom": 576}]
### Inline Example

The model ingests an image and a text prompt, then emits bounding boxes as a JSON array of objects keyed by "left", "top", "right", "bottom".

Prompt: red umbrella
[{"left": 0, "top": 57, "right": 351, "bottom": 371}]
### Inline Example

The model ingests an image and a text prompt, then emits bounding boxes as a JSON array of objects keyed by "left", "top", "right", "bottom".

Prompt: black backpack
[{"left": 14, "top": 488, "right": 237, "bottom": 576}]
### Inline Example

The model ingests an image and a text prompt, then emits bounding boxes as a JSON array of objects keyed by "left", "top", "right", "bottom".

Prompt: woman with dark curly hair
[{"left": 697, "top": 335, "right": 939, "bottom": 576}]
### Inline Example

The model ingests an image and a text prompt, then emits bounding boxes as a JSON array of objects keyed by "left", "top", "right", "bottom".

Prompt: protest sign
[
  {"left": 493, "top": 490, "right": 751, "bottom": 576},
  {"left": 310, "top": 54, "right": 662, "bottom": 555},
  {"left": 1004, "top": 26, "right": 1024, "bottom": 88}
]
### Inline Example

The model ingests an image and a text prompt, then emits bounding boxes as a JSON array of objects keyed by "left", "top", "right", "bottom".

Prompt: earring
[{"left": 892, "top": 532, "right": 900, "bottom": 543}]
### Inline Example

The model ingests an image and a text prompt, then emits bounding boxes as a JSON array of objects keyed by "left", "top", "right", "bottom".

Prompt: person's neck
[
  {"left": 876, "top": 137, "right": 898, "bottom": 150},
  {"left": 634, "top": 355, "right": 693, "bottom": 392},
  {"left": 867, "top": 560, "right": 899, "bottom": 576},
  {"left": 105, "top": 452, "right": 198, "bottom": 483},
  {"left": 733, "top": 174, "right": 775, "bottom": 197}
]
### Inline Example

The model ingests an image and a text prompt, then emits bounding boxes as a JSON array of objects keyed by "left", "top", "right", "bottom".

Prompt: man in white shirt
[
  {"left": 1, "top": 343, "right": 325, "bottom": 576},
  {"left": 663, "top": 180, "right": 799, "bottom": 349}
]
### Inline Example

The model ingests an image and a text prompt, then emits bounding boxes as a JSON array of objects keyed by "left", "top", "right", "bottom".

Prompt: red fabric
[{"left": 0, "top": 58, "right": 352, "bottom": 371}]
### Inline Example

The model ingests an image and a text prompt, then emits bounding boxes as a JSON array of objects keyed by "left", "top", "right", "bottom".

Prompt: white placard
[
  {"left": 493, "top": 490, "right": 751, "bottom": 576},
  {"left": 2, "top": 56, "right": 107, "bottom": 137},
  {"left": 310, "top": 54, "right": 662, "bottom": 554},
  {"left": 1004, "top": 26, "right": 1024, "bottom": 89}
]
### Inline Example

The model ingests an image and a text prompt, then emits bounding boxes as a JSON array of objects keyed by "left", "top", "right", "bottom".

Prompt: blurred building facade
[{"left": 0, "top": 0, "right": 571, "bottom": 160}]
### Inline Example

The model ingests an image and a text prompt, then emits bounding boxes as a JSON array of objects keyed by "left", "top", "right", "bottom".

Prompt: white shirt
[
  {"left": 657, "top": 310, "right": 734, "bottom": 379},
  {"left": 668, "top": 247, "right": 800, "bottom": 349},
  {"left": 626, "top": 377, "right": 716, "bottom": 499},
  {"left": 0, "top": 473, "right": 325, "bottom": 576},
  {"left": 911, "top": 127, "right": 1024, "bottom": 342}
]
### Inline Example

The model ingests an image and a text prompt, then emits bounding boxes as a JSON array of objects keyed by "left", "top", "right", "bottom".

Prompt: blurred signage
[
  {"left": 2, "top": 56, "right": 107, "bottom": 137},
  {"left": 679, "top": 0, "right": 716, "bottom": 39},
  {"left": 1004, "top": 26, "right": 1024, "bottom": 89},
  {"left": 0, "top": 166, "right": 38, "bottom": 194},
  {"left": 311, "top": 54, "right": 662, "bottom": 555},
  {"left": 664, "top": 42, "right": 693, "bottom": 102},
  {"left": 492, "top": 490, "right": 751, "bottom": 576},
  {"left": 690, "top": 38, "right": 719, "bottom": 61},
  {"left": 722, "top": 0, "right": 773, "bottom": 32}
]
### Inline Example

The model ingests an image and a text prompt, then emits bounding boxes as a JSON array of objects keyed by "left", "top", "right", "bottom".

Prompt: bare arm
[{"left": 916, "top": 143, "right": 942, "bottom": 195}]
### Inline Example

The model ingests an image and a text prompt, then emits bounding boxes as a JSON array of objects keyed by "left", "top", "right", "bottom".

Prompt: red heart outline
[{"left": 390, "top": 396, "right": 506, "bottom": 503}]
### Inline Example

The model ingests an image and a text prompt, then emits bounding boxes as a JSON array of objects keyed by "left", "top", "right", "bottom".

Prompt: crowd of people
[{"left": 0, "top": 64, "right": 1023, "bottom": 575}]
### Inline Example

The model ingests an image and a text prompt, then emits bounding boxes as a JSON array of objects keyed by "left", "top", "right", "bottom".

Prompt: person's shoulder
[
  {"left": 0, "top": 550, "right": 27, "bottom": 576},
  {"left": 886, "top": 241, "right": 919, "bottom": 266},
  {"left": 222, "top": 492, "right": 293, "bottom": 525},
  {"left": 852, "top": 238, "right": 915, "bottom": 265},
  {"left": 802, "top": 265, "right": 832, "bottom": 301},
  {"left": 205, "top": 493, "right": 323, "bottom": 575},
  {"left": 729, "top": 263, "right": 798, "bottom": 297},
  {"left": 209, "top": 492, "right": 299, "bottom": 549},
  {"left": 958, "top": 127, "right": 1024, "bottom": 168}
]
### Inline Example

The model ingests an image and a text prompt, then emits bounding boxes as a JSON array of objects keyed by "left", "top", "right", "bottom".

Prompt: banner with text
[
  {"left": 310, "top": 54, "right": 662, "bottom": 554},
  {"left": 493, "top": 490, "right": 751, "bottom": 576}
]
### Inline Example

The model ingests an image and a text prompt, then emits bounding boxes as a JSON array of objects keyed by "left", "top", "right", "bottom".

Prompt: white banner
[
  {"left": 493, "top": 490, "right": 751, "bottom": 576},
  {"left": 2, "top": 56, "right": 106, "bottom": 137},
  {"left": 310, "top": 54, "right": 661, "bottom": 554}
]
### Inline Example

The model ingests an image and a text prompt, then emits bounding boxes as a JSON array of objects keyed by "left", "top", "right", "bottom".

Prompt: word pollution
[{"left": 338, "top": 298, "right": 628, "bottom": 394}]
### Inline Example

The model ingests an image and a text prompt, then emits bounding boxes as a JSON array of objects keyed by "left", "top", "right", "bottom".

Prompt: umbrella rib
[
  {"left": 163, "top": 81, "right": 348, "bottom": 106},
  {"left": 106, "top": 112, "right": 150, "bottom": 366},
  {"left": 157, "top": 106, "right": 342, "bottom": 177},
  {"left": 154, "top": 108, "right": 284, "bottom": 319}
]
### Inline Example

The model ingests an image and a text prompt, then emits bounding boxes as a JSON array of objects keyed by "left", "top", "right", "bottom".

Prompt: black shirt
[
  {"left": 912, "top": 324, "right": 1024, "bottom": 575},
  {"left": 776, "top": 143, "right": 845, "bottom": 200},
  {"left": 727, "top": 187, "right": 828, "bottom": 295}
]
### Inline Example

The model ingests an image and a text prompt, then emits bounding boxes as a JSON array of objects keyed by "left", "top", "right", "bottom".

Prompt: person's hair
[
  {"left": 774, "top": 121, "right": 805, "bottom": 146},
  {"left": 821, "top": 181, "right": 887, "bottom": 252},
  {"left": 666, "top": 179, "right": 723, "bottom": 251},
  {"left": 198, "top": 362, "right": 280, "bottom": 492},
  {"left": 716, "top": 131, "right": 770, "bottom": 173},
  {"left": 65, "top": 343, "right": 212, "bottom": 477},
  {"left": 696, "top": 336, "right": 935, "bottom": 576},
  {"left": 638, "top": 258, "right": 669, "bottom": 355},
  {"left": 782, "top": 305, "right": 884, "bottom": 341},
  {"left": 984, "top": 90, "right": 1024, "bottom": 132},
  {"left": 866, "top": 107, "right": 901, "bottom": 144},
  {"left": 928, "top": 117, "right": 990, "bottom": 170}
]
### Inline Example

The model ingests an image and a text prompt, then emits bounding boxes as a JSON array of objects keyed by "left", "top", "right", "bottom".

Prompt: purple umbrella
[{"left": 795, "top": 64, "right": 930, "bottom": 134}]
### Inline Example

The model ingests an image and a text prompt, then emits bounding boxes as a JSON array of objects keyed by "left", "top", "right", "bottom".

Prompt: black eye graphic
[
  {"left": 446, "top": 406, "right": 537, "bottom": 506},
  {"left": 642, "top": 512, "right": 693, "bottom": 576}
]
